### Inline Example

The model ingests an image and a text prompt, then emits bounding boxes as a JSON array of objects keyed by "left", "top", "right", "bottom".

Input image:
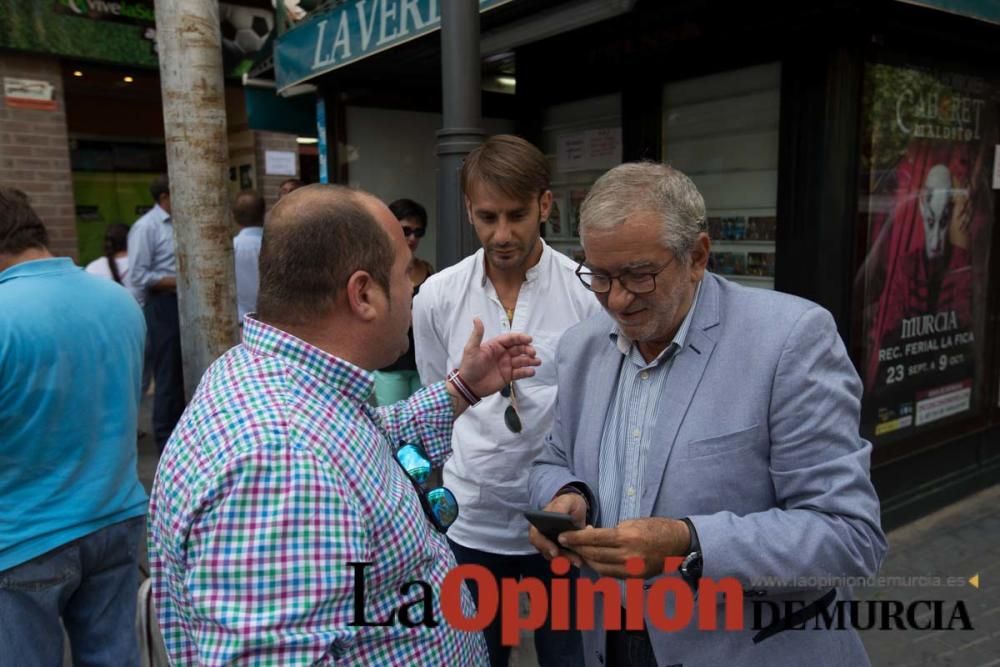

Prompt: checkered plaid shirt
[{"left": 148, "top": 317, "right": 487, "bottom": 665}]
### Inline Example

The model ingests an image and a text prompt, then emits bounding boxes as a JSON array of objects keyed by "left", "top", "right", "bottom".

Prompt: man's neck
[
  {"left": 269, "top": 317, "right": 375, "bottom": 371},
  {"left": 0, "top": 247, "right": 53, "bottom": 273},
  {"left": 637, "top": 338, "right": 675, "bottom": 364}
]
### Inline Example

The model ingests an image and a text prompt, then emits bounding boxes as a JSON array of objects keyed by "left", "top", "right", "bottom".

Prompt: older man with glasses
[
  {"left": 413, "top": 135, "right": 600, "bottom": 667},
  {"left": 528, "top": 162, "right": 886, "bottom": 667}
]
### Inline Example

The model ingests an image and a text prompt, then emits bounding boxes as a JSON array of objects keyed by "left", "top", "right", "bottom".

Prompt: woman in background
[
  {"left": 86, "top": 222, "right": 151, "bottom": 432},
  {"left": 85, "top": 223, "right": 130, "bottom": 285},
  {"left": 373, "top": 198, "right": 434, "bottom": 405}
]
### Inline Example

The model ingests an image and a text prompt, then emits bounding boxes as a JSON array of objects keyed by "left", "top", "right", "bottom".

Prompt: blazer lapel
[
  {"left": 640, "top": 275, "right": 721, "bottom": 516},
  {"left": 577, "top": 336, "right": 622, "bottom": 491}
]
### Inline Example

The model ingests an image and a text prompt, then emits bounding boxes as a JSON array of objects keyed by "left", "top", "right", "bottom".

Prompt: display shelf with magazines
[
  {"left": 663, "top": 63, "right": 781, "bottom": 291},
  {"left": 706, "top": 211, "right": 776, "bottom": 289}
]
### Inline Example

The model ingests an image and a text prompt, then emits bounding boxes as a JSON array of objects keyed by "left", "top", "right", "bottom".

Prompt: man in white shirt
[
  {"left": 413, "top": 135, "right": 600, "bottom": 667},
  {"left": 232, "top": 190, "right": 265, "bottom": 324},
  {"left": 127, "top": 175, "right": 184, "bottom": 451}
]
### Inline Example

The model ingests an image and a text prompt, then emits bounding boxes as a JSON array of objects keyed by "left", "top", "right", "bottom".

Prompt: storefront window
[
  {"left": 663, "top": 63, "right": 781, "bottom": 289},
  {"left": 855, "top": 62, "right": 997, "bottom": 444},
  {"left": 540, "top": 94, "right": 622, "bottom": 262}
]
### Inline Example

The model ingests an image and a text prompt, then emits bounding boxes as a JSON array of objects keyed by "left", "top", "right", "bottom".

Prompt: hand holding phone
[{"left": 524, "top": 510, "right": 579, "bottom": 543}]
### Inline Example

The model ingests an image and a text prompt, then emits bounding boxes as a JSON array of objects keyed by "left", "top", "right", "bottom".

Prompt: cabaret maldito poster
[{"left": 858, "top": 64, "right": 996, "bottom": 441}]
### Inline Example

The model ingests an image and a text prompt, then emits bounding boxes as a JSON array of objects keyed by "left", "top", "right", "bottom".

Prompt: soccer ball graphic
[{"left": 220, "top": 4, "right": 273, "bottom": 57}]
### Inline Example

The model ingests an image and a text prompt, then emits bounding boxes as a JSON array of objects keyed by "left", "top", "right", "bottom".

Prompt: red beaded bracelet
[{"left": 447, "top": 369, "right": 481, "bottom": 407}]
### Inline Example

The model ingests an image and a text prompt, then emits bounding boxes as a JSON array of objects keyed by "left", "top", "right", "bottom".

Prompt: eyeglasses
[
  {"left": 401, "top": 226, "right": 426, "bottom": 238},
  {"left": 395, "top": 442, "right": 459, "bottom": 533},
  {"left": 500, "top": 382, "right": 523, "bottom": 433},
  {"left": 575, "top": 257, "right": 675, "bottom": 295}
]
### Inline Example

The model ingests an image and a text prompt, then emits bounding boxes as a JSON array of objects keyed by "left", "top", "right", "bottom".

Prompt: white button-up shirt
[
  {"left": 413, "top": 241, "right": 603, "bottom": 554},
  {"left": 233, "top": 226, "right": 263, "bottom": 323},
  {"left": 126, "top": 203, "right": 174, "bottom": 307}
]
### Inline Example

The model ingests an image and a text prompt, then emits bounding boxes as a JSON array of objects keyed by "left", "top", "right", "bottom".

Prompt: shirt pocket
[{"left": 684, "top": 423, "right": 761, "bottom": 459}]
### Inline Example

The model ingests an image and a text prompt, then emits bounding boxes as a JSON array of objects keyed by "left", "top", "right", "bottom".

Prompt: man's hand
[
  {"left": 557, "top": 517, "right": 690, "bottom": 579},
  {"left": 528, "top": 492, "right": 588, "bottom": 567},
  {"left": 457, "top": 318, "right": 540, "bottom": 397},
  {"left": 152, "top": 276, "right": 177, "bottom": 291}
]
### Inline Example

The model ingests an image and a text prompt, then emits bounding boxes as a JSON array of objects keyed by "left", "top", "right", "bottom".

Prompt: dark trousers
[
  {"left": 607, "top": 606, "right": 658, "bottom": 667},
  {"left": 140, "top": 330, "right": 153, "bottom": 397},
  {"left": 145, "top": 291, "right": 185, "bottom": 451},
  {"left": 449, "top": 539, "right": 583, "bottom": 667}
]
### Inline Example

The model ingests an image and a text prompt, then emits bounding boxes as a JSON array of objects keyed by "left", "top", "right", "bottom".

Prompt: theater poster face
[{"left": 858, "top": 63, "right": 996, "bottom": 442}]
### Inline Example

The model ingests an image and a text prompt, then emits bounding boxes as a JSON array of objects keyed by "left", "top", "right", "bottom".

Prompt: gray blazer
[{"left": 529, "top": 273, "right": 887, "bottom": 667}]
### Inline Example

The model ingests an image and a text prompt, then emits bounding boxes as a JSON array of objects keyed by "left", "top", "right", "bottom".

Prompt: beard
[{"left": 488, "top": 234, "right": 540, "bottom": 270}]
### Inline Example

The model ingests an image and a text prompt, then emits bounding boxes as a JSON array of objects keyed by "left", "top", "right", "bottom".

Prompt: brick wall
[
  {"left": 0, "top": 54, "right": 77, "bottom": 259},
  {"left": 253, "top": 131, "right": 299, "bottom": 210}
]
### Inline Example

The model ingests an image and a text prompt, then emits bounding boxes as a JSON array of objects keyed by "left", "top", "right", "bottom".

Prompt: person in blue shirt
[
  {"left": 0, "top": 188, "right": 148, "bottom": 665},
  {"left": 128, "top": 175, "right": 185, "bottom": 451}
]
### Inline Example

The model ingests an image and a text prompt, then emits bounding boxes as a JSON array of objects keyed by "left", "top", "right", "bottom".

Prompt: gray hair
[{"left": 579, "top": 162, "right": 706, "bottom": 261}]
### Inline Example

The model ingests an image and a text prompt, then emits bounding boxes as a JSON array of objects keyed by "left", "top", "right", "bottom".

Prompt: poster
[
  {"left": 858, "top": 63, "right": 996, "bottom": 440},
  {"left": 0, "top": 1, "right": 271, "bottom": 78},
  {"left": 569, "top": 190, "right": 587, "bottom": 238},
  {"left": 546, "top": 192, "right": 563, "bottom": 236}
]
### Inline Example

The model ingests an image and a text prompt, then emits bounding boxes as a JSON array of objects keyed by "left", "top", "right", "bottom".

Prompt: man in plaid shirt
[{"left": 148, "top": 185, "right": 540, "bottom": 665}]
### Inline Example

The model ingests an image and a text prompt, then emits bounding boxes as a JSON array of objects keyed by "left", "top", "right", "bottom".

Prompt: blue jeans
[
  {"left": 0, "top": 516, "right": 144, "bottom": 667},
  {"left": 449, "top": 539, "right": 583, "bottom": 667}
]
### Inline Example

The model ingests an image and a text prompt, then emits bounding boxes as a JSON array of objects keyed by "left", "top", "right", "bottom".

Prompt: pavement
[
  {"left": 135, "top": 396, "right": 998, "bottom": 666},
  {"left": 856, "top": 483, "right": 1000, "bottom": 666}
]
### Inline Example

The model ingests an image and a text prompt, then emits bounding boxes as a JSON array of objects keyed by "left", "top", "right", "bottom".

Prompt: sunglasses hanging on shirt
[
  {"left": 394, "top": 442, "right": 459, "bottom": 532},
  {"left": 500, "top": 382, "right": 523, "bottom": 433}
]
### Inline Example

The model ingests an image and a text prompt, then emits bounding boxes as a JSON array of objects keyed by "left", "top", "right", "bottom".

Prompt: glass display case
[{"left": 663, "top": 63, "right": 781, "bottom": 289}]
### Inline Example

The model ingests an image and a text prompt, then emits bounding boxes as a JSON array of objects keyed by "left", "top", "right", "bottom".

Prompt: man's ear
[
  {"left": 539, "top": 190, "right": 554, "bottom": 222},
  {"left": 464, "top": 196, "right": 474, "bottom": 225},
  {"left": 689, "top": 232, "right": 711, "bottom": 280},
  {"left": 345, "top": 270, "right": 382, "bottom": 322}
]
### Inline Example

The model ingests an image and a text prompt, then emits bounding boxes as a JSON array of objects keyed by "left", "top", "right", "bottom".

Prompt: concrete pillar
[{"left": 436, "top": 0, "right": 484, "bottom": 269}]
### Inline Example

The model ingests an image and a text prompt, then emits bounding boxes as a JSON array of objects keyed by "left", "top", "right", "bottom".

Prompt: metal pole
[
  {"left": 155, "top": 0, "right": 238, "bottom": 398},
  {"left": 437, "top": 0, "right": 485, "bottom": 269}
]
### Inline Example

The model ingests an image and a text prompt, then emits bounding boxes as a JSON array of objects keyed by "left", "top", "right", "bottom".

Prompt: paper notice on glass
[
  {"left": 557, "top": 128, "right": 622, "bottom": 173},
  {"left": 557, "top": 133, "right": 587, "bottom": 173},
  {"left": 585, "top": 128, "right": 621, "bottom": 169},
  {"left": 265, "top": 150, "right": 297, "bottom": 176}
]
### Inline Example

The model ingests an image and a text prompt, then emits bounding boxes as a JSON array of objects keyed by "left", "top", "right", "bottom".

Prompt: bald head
[{"left": 256, "top": 184, "right": 396, "bottom": 326}]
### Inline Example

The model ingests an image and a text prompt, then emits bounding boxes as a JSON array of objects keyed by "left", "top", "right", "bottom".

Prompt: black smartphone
[{"left": 524, "top": 510, "right": 579, "bottom": 543}]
